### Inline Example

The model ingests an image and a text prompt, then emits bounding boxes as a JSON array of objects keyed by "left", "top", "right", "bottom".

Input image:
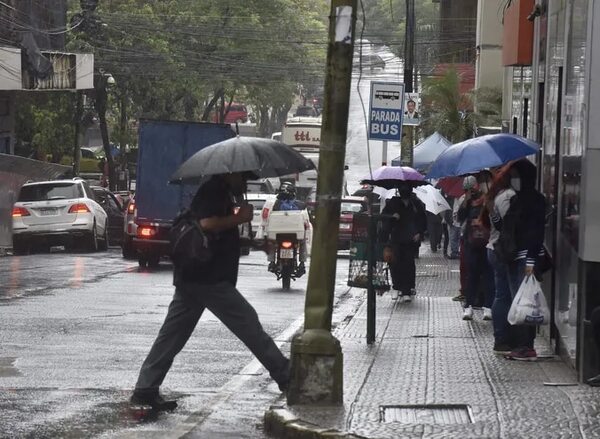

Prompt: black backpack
[
  {"left": 494, "top": 196, "right": 520, "bottom": 264},
  {"left": 169, "top": 209, "right": 212, "bottom": 271}
]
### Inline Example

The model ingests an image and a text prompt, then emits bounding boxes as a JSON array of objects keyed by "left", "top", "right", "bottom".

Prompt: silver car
[{"left": 12, "top": 178, "right": 108, "bottom": 254}]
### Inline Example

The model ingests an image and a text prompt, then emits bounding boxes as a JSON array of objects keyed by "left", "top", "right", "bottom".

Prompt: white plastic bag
[{"left": 507, "top": 275, "right": 550, "bottom": 325}]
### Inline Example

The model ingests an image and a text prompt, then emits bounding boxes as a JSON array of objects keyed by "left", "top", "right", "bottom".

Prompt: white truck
[
  {"left": 279, "top": 116, "right": 348, "bottom": 201},
  {"left": 281, "top": 116, "right": 322, "bottom": 200}
]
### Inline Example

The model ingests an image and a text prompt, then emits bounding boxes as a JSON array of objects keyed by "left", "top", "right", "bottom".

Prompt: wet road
[
  {"left": 0, "top": 45, "right": 400, "bottom": 438},
  {"left": 0, "top": 249, "right": 351, "bottom": 438}
]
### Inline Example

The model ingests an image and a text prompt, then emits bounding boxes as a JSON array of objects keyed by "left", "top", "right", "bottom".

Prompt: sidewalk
[{"left": 265, "top": 249, "right": 600, "bottom": 439}]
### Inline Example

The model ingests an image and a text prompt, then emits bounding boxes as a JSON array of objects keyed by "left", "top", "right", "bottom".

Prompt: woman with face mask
[
  {"left": 487, "top": 159, "right": 546, "bottom": 361},
  {"left": 482, "top": 167, "right": 516, "bottom": 353},
  {"left": 457, "top": 175, "right": 495, "bottom": 321}
]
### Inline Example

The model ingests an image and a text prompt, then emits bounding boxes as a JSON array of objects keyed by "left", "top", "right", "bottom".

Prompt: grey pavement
[{"left": 264, "top": 248, "right": 600, "bottom": 439}]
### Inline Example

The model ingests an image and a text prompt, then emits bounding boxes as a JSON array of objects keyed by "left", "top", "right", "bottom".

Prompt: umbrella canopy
[
  {"left": 436, "top": 176, "right": 464, "bottom": 198},
  {"left": 391, "top": 132, "right": 452, "bottom": 171},
  {"left": 426, "top": 133, "right": 540, "bottom": 179},
  {"left": 376, "top": 185, "right": 451, "bottom": 215},
  {"left": 360, "top": 166, "right": 428, "bottom": 189},
  {"left": 170, "top": 136, "right": 315, "bottom": 184}
]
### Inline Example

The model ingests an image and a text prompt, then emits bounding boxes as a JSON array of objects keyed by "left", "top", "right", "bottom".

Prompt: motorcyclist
[{"left": 267, "top": 181, "right": 307, "bottom": 275}]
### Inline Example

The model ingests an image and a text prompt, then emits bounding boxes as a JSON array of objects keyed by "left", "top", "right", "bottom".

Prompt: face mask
[{"left": 511, "top": 177, "right": 521, "bottom": 191}]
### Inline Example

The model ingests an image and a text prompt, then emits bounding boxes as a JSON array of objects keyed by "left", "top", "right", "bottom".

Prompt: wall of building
[{"left": 475, "top": 0, "right": 504, "bottom": 89}]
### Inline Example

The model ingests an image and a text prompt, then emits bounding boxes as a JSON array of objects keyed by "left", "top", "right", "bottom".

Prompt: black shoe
[
  {"left": 268, "top": 262, "right": 277, "bottom": 273},
  {"left": 130, "top": 391, "right": 178, "bottom": 411},
  {"left": 296, "top": 262, "right": 306, "bottom": 276},
  {"left": 587, "top": 374, "right": 600, "bottom": 387},
  {"left": 493, "top": 343, "right": 513, "bottom": 354}
]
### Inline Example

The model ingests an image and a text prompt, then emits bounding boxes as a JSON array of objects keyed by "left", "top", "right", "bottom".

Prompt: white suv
[{"left": 12, "top": 178, "right": 108, "bottom": 254}]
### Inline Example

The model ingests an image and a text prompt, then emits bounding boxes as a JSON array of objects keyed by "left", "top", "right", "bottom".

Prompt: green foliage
[
  {"left": 421, "top": 68, "right": 474, "bottom": 143},
  {"left": 15, "top": 93, "right": 76, "bottom": 161},
  {"left": 65, "top": 0, "right": 329, "bottom": 137}
]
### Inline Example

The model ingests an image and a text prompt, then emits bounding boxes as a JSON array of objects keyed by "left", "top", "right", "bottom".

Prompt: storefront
[{"left": 503, "top": 0, "right": 600, "bottom": 380}]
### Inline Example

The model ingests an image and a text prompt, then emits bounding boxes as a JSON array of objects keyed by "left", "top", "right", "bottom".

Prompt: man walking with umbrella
[
  {"left": 130, "top": 172, "right": 291, "bottom": 409},
  {"left": 381, "top": 182, "right": 427, "bottom": 302}
]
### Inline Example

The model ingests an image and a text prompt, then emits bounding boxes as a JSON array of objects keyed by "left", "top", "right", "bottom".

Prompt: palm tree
[{"left": 420, "top": 68, "right": 474, "bottom": 143}]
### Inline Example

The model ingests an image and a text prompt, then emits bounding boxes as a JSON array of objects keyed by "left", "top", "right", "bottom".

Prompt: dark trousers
[
  {"left": 134, "top": 281, "right": 289, "bottom": 393},
  {"left": 390, "top": 243, "right": 416, "bottom": 295},
  {"left": 442, "top": 223, "right": 449, "bottom": 255},
  {"left": 464, "top": 244, "right": 495, "bottom": 309},
  {"left": 427, "top": 213, "right": 443, "bottom": 252}
]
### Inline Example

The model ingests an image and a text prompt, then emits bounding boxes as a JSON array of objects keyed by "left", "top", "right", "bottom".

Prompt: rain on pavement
[{"left": 0, "top": 45, "right": 398, "bottom": 437}]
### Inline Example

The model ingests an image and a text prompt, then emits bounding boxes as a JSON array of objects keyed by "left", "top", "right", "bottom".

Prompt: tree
[{"left": 420, "top": 68, "right": 474, "bottom": 143}]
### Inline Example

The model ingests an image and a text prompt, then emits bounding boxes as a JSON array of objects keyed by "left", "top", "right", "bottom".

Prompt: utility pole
[
  {"left": 72, "top": 90, "right": 82, "bottom": 176},
  {"left": 287, "top": 0, "right": 357, "bottom": 405},
  {"left": 403, "top": 0, "right": 415, "bottom": 167}
]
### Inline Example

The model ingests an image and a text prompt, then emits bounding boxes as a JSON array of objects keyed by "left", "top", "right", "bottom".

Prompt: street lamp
[{"left": 94, "top": 70, "right": 116, "bottom": 190}]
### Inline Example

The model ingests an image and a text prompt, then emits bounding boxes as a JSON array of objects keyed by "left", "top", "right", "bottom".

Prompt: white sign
[
  {"left": 368, "top": 81, "right": 405, "bottom": 141},
  {"left": 403, "top": 92, "right": 420, "bottom": 126},
  {"left": 335, "top": 7, "right": 353, "bottom": 44}
]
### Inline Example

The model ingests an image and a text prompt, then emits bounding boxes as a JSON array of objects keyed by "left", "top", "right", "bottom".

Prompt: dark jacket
[
  {"left": 491, "top": 160, "right": 546, "bottom": 265},
  {"left": 380, "top": 195, "right": 427, "bottom": 245}
]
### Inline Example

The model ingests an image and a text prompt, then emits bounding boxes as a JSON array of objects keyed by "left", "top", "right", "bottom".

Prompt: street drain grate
[{"left": 380, "top": 405, "right": 474, "bottom": 424}]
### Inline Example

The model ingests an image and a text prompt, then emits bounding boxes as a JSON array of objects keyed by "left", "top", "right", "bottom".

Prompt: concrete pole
[
  {"left": 287, "top": 0, "right": 357, "bottom": 406},
  {"left": 72, "top": 90, "right": 82, "bottom": 176}
]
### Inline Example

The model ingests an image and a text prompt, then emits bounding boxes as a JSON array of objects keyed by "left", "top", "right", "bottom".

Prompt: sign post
[{"left": 368, "top": 82, "right": 405, "bottom": 143}]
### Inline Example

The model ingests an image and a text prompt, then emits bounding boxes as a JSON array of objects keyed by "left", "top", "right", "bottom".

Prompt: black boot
[{"left": 296, "top": 262, "right": 306, "bottom": 276}]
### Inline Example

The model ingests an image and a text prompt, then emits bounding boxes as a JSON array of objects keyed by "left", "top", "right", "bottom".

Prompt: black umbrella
[{"left": 170, "top": 136, "right": 316, "bottom": 184}]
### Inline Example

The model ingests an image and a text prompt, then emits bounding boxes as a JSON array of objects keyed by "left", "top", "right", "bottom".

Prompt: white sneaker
[
  {"left": 402, "top": 295, "right": 412, "bottom": 303},
  {"left": 462, "top": 306, "right": 473, "bottom": 320},
  {"left": 391, "top": 289, "right": 399, "bottom": 300},
  {"left": 483, "top": 307, "right": 492, "bottom": 321}
]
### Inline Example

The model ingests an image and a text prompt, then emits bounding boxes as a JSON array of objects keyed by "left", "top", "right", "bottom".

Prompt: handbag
[
  {"left": 170, "top": 209, "right": 212, "bottom": 272},
  {"left": 507, "top": 275, "right": 550, "bottom": 326}
]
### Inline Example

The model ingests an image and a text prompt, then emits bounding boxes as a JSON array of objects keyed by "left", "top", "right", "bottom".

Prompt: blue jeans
[
  {"left": 489, "top": 250, "right": 536, "bottom": 348},
  {"left": 449, "top": 225, "right": 461, "bottom": 256}
]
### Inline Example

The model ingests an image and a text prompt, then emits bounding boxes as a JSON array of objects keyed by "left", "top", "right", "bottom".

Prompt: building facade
[{"left": 503, "top": 0, "right": 600, "bottom": 380}]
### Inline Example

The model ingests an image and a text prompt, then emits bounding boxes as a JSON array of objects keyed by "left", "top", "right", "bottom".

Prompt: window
[{"left": 18, "top": 183, "right": 82, "bottom": 201}]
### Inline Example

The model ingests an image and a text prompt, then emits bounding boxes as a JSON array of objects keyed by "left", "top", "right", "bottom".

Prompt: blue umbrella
[{"left": 426, "top": 134, "right": 540, "bottom": 179}]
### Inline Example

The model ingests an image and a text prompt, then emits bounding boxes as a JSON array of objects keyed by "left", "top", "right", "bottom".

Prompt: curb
[{"left": 264, "top": 406, "right": 365, "bottom": 439}]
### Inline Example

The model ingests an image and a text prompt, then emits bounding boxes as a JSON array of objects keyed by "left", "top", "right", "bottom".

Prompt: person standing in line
[
  {"left": 130, "top": 173, "right": 290, "bottom": 410},
  {"left": 451, "top": 191, "right": 467, "bottom": 301},
  {"left": 482, "top": 168, "right": 516, "bottom": 353},
  {"left": 381, "top": 182, "right": 427, "bottom": 302},
  {"left": 426, "top": 211, "right": 443, "bottom": 253},
  {"left": 489, "top": 160, "right": 546, "bottom": 361},
  {"left": 457, "top": 176, "right": 495, "bottom": 321}
]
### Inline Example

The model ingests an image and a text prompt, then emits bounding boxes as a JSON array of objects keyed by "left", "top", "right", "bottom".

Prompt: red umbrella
[{"left": 436, "top": 176, "right": 464, "bottom": 198}]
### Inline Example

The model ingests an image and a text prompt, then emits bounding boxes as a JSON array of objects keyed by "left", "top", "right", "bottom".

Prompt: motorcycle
[{"left": 273, "top": 233, "right": 304, "bottom": 290}]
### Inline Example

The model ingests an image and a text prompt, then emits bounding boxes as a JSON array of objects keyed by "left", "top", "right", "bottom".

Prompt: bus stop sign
[{"left": 368, "top": 82, "right": 405, "bottom": 141}]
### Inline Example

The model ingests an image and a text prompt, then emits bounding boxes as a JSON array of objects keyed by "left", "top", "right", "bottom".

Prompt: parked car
[
  {"left": 338, "top": 196, "right": 369, "bottom": 250},
  {"left": 211, "top": 103, "right": 249, "bottom": 124},
  {"left": 121, "top": 195, "right": 137, "bottom": 259},
  {"left": 12, "top": 178, "right": 108, "bottom": 254},
  {"left": 91, "top": 186, "right": 125, "bottom": 246}
]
